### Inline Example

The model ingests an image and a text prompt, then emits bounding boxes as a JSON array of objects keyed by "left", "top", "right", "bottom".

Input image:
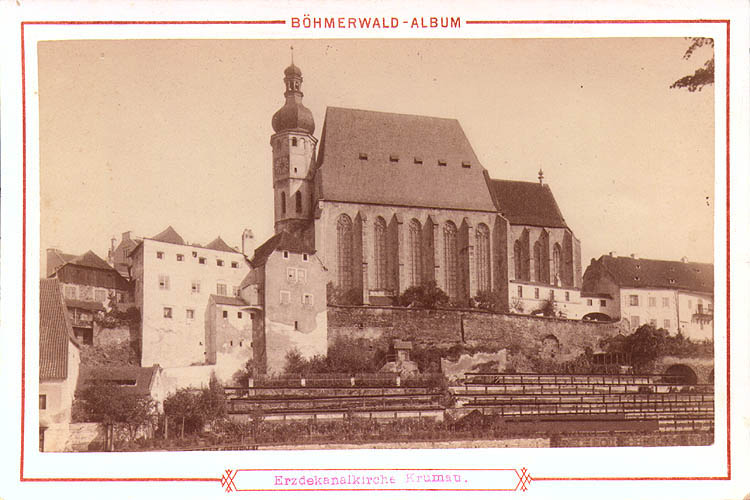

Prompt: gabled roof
[
  {"left": 249, "top": 231, "right": 315, "bottom": 268},
  {"left": 47, "top": 249, "right": 78, "bottom": 277},
  {"left": 205, "top": 236, "right": 239, "bottom": 253},
  {"left": 488, "top": 179, "right": 567, "bottom": 228},
  {"left": 589, "top": 255, "right": 713, "bottom": 294},
  {"left": 210, "top": 294, "right": 248, "bottom": 307},
  {"left": 76, "top": 365, "right": 160, "bottom": 397},
  {"left": 150, "top": 225, "right": 185, "bottom": 245},
  {"left": 315, "top": 107, "right": 497, "bottom": 212},
  {"left": 40, "top": 279, "right": 79, "bottom": 381},
  {"left": 72, "top": 250, "right": 115, "bottom": 271}
]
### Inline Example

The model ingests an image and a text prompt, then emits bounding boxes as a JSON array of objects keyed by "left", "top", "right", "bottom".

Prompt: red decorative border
[{"left": 19, "top": 18, "right": 731, "bottom": 486}]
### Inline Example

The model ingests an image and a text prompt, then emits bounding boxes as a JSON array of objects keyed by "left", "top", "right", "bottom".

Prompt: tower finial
[
  {"left": 538, "top": 168, "right": 544, "bottom": 185},
  {"left": 290, "top": 45, "right": 294, "bottom": 65}
]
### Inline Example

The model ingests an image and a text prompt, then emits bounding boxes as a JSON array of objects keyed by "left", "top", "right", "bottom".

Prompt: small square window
[
  {"left": 222, "top": 310, "right": 228, "bottom": 319},
  {"left": 191, "top": 281, "right": 200, "bottom": 293},
  {"left": 359, "top": 152, "right": 368, "bottom": 160},
  {"left": 586, "top": 299, "right": 593, "bottom": 306},
  {"left": 231, "top": 261, "right": 239, "bottom": 268},
  {"left": 163, "top": 307, "right": 173, "bottom": 319},
  {"left": 302, "top": 293, "right": 313, "bottom": 306},
  {"left": 287, "top": 268, "right": 296, "bottom": 282},
  {"left": 156, "top": 251, "right": 164, "bottom": 259},
  {"left": 217, "top": 283, "right": 227, "bottom": 296},
  {"left": 159, "top": 275, "right": 170, "bottom": 290},
  {"left": 437, "top": 159, "right": 447, "bottom": 166},
  {"left": 237, "top": 312, "right": 242, "bottom": 319},
  {"left": 294, "top": 320, "right": 299, "bottom": 330},
  {"left": 291, "top": 137, "right": 298, "bottom": 147},
  {"left": 629, "top": 295, "right": 639, "bottom": 306},
  {"left": 303, "top": 253, "right": 309, "bottom": 261},
  {"left": 461, "top": 161, "right": 471, "bottom": 168},
  {"left": 217, "top": 259, "right": 224, "bottom": 267},
  {"left": 39, "top": 394, "right": 47, "bottom": 410},
  {"left": 199, "top": 257, "right": 206, "bottom": 264},
  {"left": 283, "top": 251, "right": 289, "bottom": 259},
  {"left": 297, "top": 269, "right": 307, "bottom": 283},
  {"left": 250, "top": 312, "right": 255, "bottom": 320},
  {"left": 389, "top": 154, "right": 399, "bottom": 162},
  {"left": 186, "top": 309, "right": 194, "bottom": 320},
  {"left": 65, "top": 286, "right": 77, "bottom": 299},
  {"left": 413, "top": 156, "right": 423, "bottom": 165},
  {"left": 192, "top": 251, "right": 198, "bottom": 258},
  {"left": 600, "top": 299, "right": 607, "bottom": 307},
  {"left": 176, "top": 254, "right": 184, "bottom": 262}
]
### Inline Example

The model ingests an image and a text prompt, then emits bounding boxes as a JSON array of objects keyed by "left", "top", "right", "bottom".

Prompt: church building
[{"left": 244, "top": 61, "right": 584, "bottom": 372}]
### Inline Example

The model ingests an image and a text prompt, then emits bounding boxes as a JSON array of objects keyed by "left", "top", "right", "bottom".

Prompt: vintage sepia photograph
[{"left": 37, "top": 37, "right": 717, "bottom": 454}]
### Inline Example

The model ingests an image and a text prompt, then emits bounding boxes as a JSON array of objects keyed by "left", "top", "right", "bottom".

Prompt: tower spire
[{"left": 538, "top": 168, "right": 544, "bottom": 185}]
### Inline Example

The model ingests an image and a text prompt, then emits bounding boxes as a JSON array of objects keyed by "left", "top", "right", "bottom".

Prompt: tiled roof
[
  {"left": 65, "top": 299, "right": 105, "bottom": 311},
  {"left": 205, "top": 236, "right": 239, "bottom": 253},
  {"left": 72, "top": 250, "right": 116, "bottom": 271},
  {"left": 210, "top": 294, "right": 248, "bottom": 307},
  {"left": 150, "top": 225, "right": 185, "bottom": 245},
  {"left": 47, "top": 249, "right": 78, "bottom": 277},
  {"left": 76, "top": 365, "right": 160, "bottom": 397},
  {"left": 40, "top": 279, "right": 78, "bottom": 381},
  {"left": 250, "top": 231, "right": 315, "bottom": 268},
  {"left": 315, "top": 107, "right": 497, "bottom": 212},
  {"left": 587, "top": 255, "right": 713, "bottom": 294},
  {"left": 488, "top": 179, "right": 567, "bottom": 228}
]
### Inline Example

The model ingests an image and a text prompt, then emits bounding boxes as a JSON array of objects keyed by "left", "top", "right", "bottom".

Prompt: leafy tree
[
  {"left": 326, "top": 282, "right": 363, "bottom": 306},
  {"left": 77, "top": 384, "right": 157, "bottom": 450},
  {"left": 623, "top": 324, "right": 668, "bottom": 371},
  {"left": 396, "top": 281, "right": 449, "bottom": 309},
  {"left": 671, "top": 37, "right": 714, "bottom": 92},
  {"left": 163, "top": 375, "right": 227, "bottom": 437}
]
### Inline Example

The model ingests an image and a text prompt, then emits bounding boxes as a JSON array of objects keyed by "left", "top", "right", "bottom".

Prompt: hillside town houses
[{"left": 39, "top": 61, "right": 714, "bottom": 451}]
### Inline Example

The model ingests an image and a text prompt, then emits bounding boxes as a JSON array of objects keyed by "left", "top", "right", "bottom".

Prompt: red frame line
[{"left": 19, "top": 18, "right": 732, "bottom": 485}]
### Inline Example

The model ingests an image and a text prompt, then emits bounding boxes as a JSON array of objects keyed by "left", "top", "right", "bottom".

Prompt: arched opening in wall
[
  {"left": 664, "top": 364, "right": 698, "bottom": 385},
  {"left": 337, "top": 214, "right": 354, "bottom": 291},
  {"left": 408, "top": 219, "right": 423, "bottom": 287},
  {"left": 540, "top": 334, "right": 560, "bottom": 360},
  {"left": 533, "top": 241, "right": 542, "bottom": 282},
  {"left": 295, "top": 191, "right": 302, "bottom": 213},
  {"left": 552, "top": 243, "right": 562, "bottom": 286},
  {"left": 513, "top": 240, "right": 523, "bottom": 281},
  {"left": 476, "top": 223, "right": 490, "bottom": 293},
  {"left": 374, "top": 217, "right": 387, "bottom": 290},
  {"left": 582, "top": 312, "right": 612, "bottom": 322},
  {"left": 443, "top": 220, "right": 458, "bottom": 300},
  {"left": 280, "top": 191, "right": 286, "bottom": 215}
]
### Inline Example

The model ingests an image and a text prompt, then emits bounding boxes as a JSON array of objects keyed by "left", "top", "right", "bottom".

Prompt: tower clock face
[{"left": 273, "top": 157, "right": 288, "bottom": 178}]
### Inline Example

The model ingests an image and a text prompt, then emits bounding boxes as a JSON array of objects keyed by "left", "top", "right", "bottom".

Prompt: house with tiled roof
[
  {"left": 238, "top": 230, "right": 326, "bottom": 374},
  {"left": 266, "top": 62, "right": 582, "bottom": 318},
  {"left": 76, "top": 365, "right": 165, "bottom": 410},
  {"left": 127, "top": 225, "right": 251, "bottom": 369},
  {"left": 39, "top": 278, "right": 81, "bottom": 452},
  {"left": 582, "top": 253, "right": 713, "bottom": 340},
  {"left": 46, "top": 248, "right": 132, "bottom": 345}
]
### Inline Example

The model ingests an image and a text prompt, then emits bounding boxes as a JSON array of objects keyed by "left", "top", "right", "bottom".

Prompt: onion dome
[{"left": 271, "top": 63, "right": 315, "bottom": 134}]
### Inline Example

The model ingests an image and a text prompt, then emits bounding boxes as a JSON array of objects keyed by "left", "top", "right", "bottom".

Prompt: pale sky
[{"left": 38, "top": 38, "right": 714, "bottom": 270}]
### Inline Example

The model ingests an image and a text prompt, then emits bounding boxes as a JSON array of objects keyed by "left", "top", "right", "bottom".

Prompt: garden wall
[{"left": 329, "top": 306, "right": 619, "bottom": 363}]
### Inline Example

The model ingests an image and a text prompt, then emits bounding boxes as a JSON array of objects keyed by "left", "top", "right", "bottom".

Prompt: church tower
[{"left": 270, "top": 61, "right": 317, "bottom": 235}]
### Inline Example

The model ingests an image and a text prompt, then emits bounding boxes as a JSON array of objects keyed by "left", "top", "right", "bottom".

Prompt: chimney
[
  {"left": 630, "top": 253, "right": 638, "bottom": 259},
  {"left": 609, "top": 251, "right": 617, "bottom": 258},
  {"left": 122, "top": 231, "right": 132, "bottom": 242},
  {"left": 680, "top": 256, "right": 689, "bottom": 263},
  {"left": 46, "top": 248, "right": 59, "bottom": 278},
  {"left": 242, "top": 229, "right": 255, "bottom": 258}
]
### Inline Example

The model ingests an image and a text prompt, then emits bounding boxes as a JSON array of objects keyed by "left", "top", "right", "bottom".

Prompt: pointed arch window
[
  {"left": 337, "top": 214, "right": 354, "bottom": 291},
  {"left": 408, "top": 219, "right": 423, "bottom": 287},
  {"left": 444, "top": 221, "right": 458, "bottom": 299},
  {"left": 552, "top": 243, "right": 562, "bottom": 286},
  {"left": 281, "top": 191, "right": 286, "bottom": 215},
  {"left": 374, "top": 217, "right": 388, "bottom": 289},
  {"left": 514, "top": 240, "right": 523, "bottom": 281},
  {"left": 533, "top": 241, "right": 543, "bottom": 282},
  {"left": 295, "top": 191, "right": 302, "bottom": 213},
  {"left": 476, "top": 223, "right": 490, "bottom": 292}
]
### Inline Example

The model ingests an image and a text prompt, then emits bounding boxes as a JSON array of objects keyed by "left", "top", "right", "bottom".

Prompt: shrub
[
  {"left": 163, "top": 375, "right": 227, "bottom": 437},
  {"left": 396, "top": 281, "right": 449, "bottom": 309},
  {"left": 327, "top": 282, "right": 363, "bottom": 306}
]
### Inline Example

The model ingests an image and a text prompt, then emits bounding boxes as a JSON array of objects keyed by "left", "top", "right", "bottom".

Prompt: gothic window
[
  {"left": 291, "top": 137, "right": 298, "bottom": 147},
  {"left": 476, "top": 223, "right": 490, "bottom": 292},
  {"left": 444, "top": 221, "right": 458, "bottom": 299},
  {"left": 533, "top": 241, "right": 542, "bottom": 282},
  {"left": 374, "top": 217, "right": 387, "bottom": 289},
  {"left": 337, "top": 214, "right": 354, "bottom": 291},
  {"left": 514, "top": 240, "right": 523, "bottom": 281},
  {"left": 409, "top": 219, "right": 423, "bottom": 287},
  {"left": 552, "top": 243, "right": 562, "bottom": 285},
  {"left": 281, "top": 191, "right": 286, "bottom": 215},
  {"left": 295, "top": 191, "right": 302, "bottom": 213}
]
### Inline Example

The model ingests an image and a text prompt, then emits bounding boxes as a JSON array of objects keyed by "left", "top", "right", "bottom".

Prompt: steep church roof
[
  {"left": 315, "top": 107, "right": 498, "bottom": 212},
  {"left": 488, "top": 179, "right": 568, "bottom": 228},
  {"left": 584, "top": 255, "right": 713, "bottom": 294},
  {"left": 40, "top": 279, "right": 79, "bottom": 381}
]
